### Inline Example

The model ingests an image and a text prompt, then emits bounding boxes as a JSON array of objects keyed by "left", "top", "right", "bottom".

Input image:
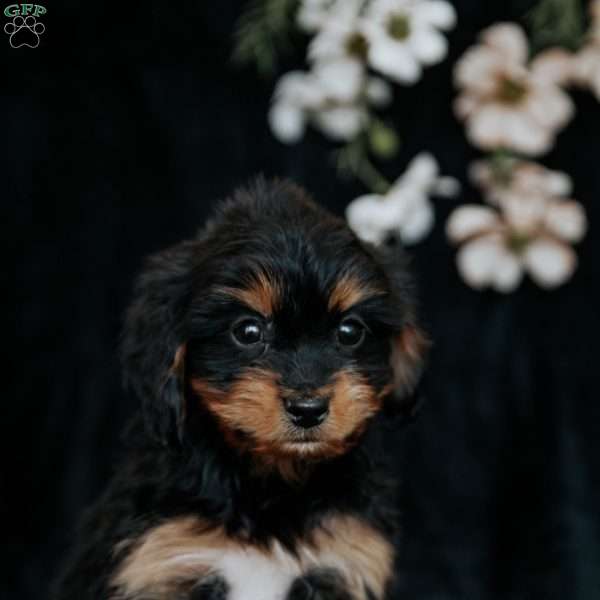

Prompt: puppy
[{"left": 54, "top": 178, "right": 426, "bottom": 600}]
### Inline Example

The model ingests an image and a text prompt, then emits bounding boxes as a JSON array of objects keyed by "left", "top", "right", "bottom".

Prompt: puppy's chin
[{"left": 279, "top": 440, "right": 330, "bottom": 457}]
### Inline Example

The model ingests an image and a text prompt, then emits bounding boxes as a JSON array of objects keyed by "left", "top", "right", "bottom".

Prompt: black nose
[{"left": 284, "top": 397, "right": 329, "bottom": 429}]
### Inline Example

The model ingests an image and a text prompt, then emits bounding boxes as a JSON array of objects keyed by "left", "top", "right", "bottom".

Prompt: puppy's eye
[
  {"left": 231, "top": 319, "right": 264, "bottom": 346},
  {"left": 336, "top": 318, "right": 366, "bottom": 348}
]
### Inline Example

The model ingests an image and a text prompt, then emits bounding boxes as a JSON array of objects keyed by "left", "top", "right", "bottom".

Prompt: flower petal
[
  {"left": 408, "top": 26, "right": 448, "bottom": 65},
  {"left": 501, "top": 193, "right": 548, "bottom": 232},
  {"left": 297, "top": 0, "right": 331, "bottom": 33},
  {"left": 493, "top": 250, "right": 524, "bottom": 292},
  {"left": 514, "top": 163, "right": 572, "bottom": 198},
  {"left": 525, "top": 85, "right": 574, "bottom": 130},
  {"left": 466, "top": 105, "right": 511, "bottom": 150},
  {"left": 346, "top": 193, "right": 402, "bottom": 245},
  {"left": 268, "top": 102, "right": 306, "bottom": 143},
  {"left": 456, "top": 234, "right": 517, "bottom": 290},
  {"left": 313, "top": 105, "right": 366, "bottom": 140},
  {"left": 523, "top": 239, "right": 577, "bottom": 288},
  {"left": 413, "top": 0, "right": 457, "bottom": 30},
  {"left": 506, "top": 113, "right": 553, "bottom": 155},
  {"left": 273, "top": 71, "right": 324, "bottom": 108},
  {"left": 398, "top": 152, "right": 439, "bottom": 191},
  {"left": 572, "top": 45, "right": 600, "bottom": 99},
  {"left": 433, "top": 176, "right": 461, "bottom": 197},
  {"left": 368, "top": 38, "right": 422, "bottom": 83},
  {"left": 544, "top": 201, "right": 587, "bottom": 243},
  {"left": 446, "top": 205, "right": 500, "bottom": 243},
  {"left": 480, "top": 23, "right": 528, "bottom": 65},
  {"left": 468, "top": 106, "right": 552, "bottom": 155},
  {"left": 454, "top": 46, "right": 504, "bottom": 94},
  {"left": 398, "top": 197, "right": 435, "bottom": 244},
  {"left": 531, "top": 48, "right": 575, "bottom": 85},
  {"left": 314, "top": 58, "right": 365, "bottom": 103}
]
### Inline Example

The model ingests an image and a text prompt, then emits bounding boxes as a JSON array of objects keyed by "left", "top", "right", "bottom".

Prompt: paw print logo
[{"left": 4, "top": 15, "right": 45, "bottom": 48}]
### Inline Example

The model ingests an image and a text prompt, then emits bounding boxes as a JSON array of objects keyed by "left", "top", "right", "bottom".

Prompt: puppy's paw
[
  {"left": 189, "top": 574, "right": 229, "bottom": 600},
  {"left": 286, "top": 569, "right": 353, "bottom": 600}
]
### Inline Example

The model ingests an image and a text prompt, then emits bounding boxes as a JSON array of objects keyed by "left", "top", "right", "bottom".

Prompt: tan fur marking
[
  {"left": 171, "top": 344, "right": 186, "bottom": 374},
  {"left": 390, "top": 325, "right": 429, "bottom": 397},
  {"left": 191, "top": 369, "right": 285, "bottom": 452},
  {"left": 319, "top": 370, "right": 382, "bottom": 452},
  {"left": 328, "top": 274, "right": 385, "bottom": 313},
  {"left": 191, "top": 369, "right": 384, "bottom": 480},
  {"left": 215, "top": 272, "right": 280, "bottom": 316},
  {"left": 309, "top": 514, "right": 395, "bottom": 599},
  {"left": 111, "top": 516, "right": 226, "bottom": 598}
]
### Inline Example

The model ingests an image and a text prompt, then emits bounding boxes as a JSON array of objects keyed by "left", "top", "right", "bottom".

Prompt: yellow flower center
[
  {"left": 345, "top": 32, "right": 369, "bottom": 59},
  {"left": 496, "top": 77, "right": 528, "bottom": 105},
  {"left": 387, "top": 14, "right": 411, "bottom": 41},
  {"left": 506, "top": 231, "right": 530, "bottom": 254}
]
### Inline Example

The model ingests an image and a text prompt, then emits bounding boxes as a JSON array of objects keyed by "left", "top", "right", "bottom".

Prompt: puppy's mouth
[
  {"left": 285, "top": 427, "right": 322, "bottom": 443},
  {"left": 278, "top": 423, "right": 331, "bottom": 456}
]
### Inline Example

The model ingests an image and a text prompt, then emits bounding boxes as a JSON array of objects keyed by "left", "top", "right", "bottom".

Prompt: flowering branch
[
  {"left": 335, "top": 136, "right": 392, "bottom": 195},
  {"left": 447, "top": 0, "right": 594, "bottom": 292}
]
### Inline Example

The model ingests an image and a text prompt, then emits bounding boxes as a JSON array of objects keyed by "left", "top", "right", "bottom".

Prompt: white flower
[
  {"left": 268, "top": 58, "right": 367, "bottom": 143},
  {"left": 268, "top": 71, "right": 321, "bottom": 143},
  {"left": 454, "top": 23, "right": 574, "bottom": 155},
  {"left": 364, "top": 0, "right": 456, "bottom": 83},
  {"left": 346, "top": 152, "right": 459, "bottom": 245},
  {"left": 308, "top": 0, "right": 369, "bottom": 63},
  {"left": 309, "top": 0, "right": 456, "bottom": 85},
  {"left": 446, "top": 194, "right": 586, "bottom": 292},
  {"left": 469, "top": 157, "right": 572, "bottom": 205}
]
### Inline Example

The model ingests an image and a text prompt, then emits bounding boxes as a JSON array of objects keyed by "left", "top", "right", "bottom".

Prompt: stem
[
  {"left": 354, "top": 156, "right": 392, "bottom": 194},
  {"left": 334, "top": 136, "right": 392, "bottom": 194}
]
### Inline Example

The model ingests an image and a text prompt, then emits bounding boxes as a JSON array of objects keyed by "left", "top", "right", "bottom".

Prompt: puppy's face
[
  {"left": 187, "top": 269, "right": 392, "bottom": 462},
  {"left": 122, "top": 181, "right": 425, "bottom": 470}
]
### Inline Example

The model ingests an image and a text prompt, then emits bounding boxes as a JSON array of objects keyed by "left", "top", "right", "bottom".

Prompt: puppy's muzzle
[{"left": 284, "top": 395, "right": 329, "bottom": 429}]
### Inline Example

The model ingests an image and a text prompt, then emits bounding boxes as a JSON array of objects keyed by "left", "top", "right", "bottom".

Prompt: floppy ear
[
  {"left": 361, "top": 240, "right": 429, "bottom": 410},
  {"left": 390, "top": 323, "right": 429, "bottom": 402},
  {"left": 120, "top": 241, "right": 196, "bottom": 445}
]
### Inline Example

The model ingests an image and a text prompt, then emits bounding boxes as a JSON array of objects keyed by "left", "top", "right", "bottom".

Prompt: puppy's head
[{"left": 121, "top": 179, "right": 426, "bottom": 470}]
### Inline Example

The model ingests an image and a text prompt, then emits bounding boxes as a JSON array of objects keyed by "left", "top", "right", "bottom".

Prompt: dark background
[{"left": 4, "top": 0, "right": 600, "bottom": 598}]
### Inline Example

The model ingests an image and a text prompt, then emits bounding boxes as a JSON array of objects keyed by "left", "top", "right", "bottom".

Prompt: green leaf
[
  {"left": 527, "top": 0, "right": 586, "bottom": 53},
  {"left": 232, "top": 0, "right": 300, "bottom": 77}
]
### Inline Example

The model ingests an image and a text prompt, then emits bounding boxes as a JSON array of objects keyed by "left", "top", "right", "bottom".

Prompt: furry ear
[
  {"left": 390, "top": 324, "right": 429, "bottom": 401},
  {"left": 358, "top": 239, "right": 429, "bottom": 410},
  {"left": 120, "top": 241, "right": 196, "bottom": 445}
]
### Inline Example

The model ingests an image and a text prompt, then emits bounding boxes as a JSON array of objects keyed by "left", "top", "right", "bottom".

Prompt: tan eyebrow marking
[
  {"left": 214, "top": 272, "right": 281, "bottom": 316},
  {"left": 328, "top": 274, "right": 385, "bottom": 313}
]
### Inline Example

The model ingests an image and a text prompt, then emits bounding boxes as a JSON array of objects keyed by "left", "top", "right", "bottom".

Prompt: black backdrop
[{"left": 4, "top": 0, "right": 600, "bottom": 598}]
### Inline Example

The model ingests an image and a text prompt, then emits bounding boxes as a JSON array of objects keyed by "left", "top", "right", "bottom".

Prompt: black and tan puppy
[{"left": 54, "top": 179, "right": 426, "bottom": 600}]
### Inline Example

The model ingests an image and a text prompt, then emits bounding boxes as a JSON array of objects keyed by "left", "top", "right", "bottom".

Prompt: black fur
[
  {"left": 53, "top": 178, "right": 422, "bottom": 600},
  {"left": 287, "top": 569, "right": 353, "bottom": 600}
]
